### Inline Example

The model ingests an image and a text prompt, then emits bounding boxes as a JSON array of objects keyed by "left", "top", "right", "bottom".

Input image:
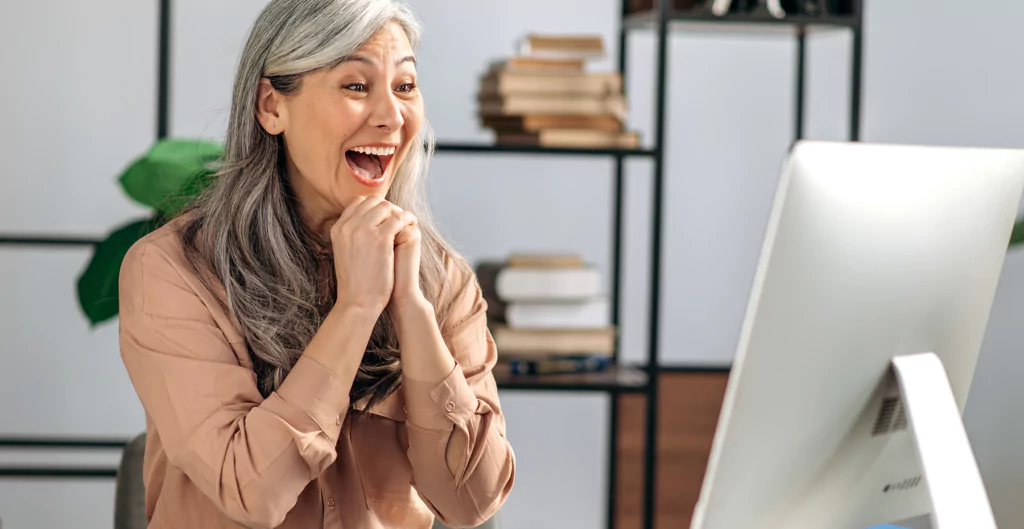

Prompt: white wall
[
  {"left": 4, "top": 0, "right": 1024, "bottom": 528},
  {"left": 0, "top": 1, "right": 155, "bottom": 527}
]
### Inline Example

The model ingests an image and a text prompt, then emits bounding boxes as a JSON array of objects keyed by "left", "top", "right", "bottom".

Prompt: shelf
[
  {"left": 0, "top": 437, "right": 129, "bottom": 449},
  {"left": 494, "top": 364, "right": 649, "bottom": 393},
  {"left": 435, "top": 142, "right": 655, "bottom": 158},
  {"left": 0, "top": 235, "right": 100, "bottom": 247},
  {"left": 0, "top": 467, "right": 119, "bottom": 479},
  {"left": 624, "top": 9, "right": 859, "bottom": 34}
]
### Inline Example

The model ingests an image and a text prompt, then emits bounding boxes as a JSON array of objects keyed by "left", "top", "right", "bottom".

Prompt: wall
[{"left": 2, "top": 0, "right": 1024, "bottom": 528}]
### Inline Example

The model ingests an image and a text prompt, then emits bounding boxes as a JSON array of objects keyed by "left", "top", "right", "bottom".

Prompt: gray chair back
[{"left": 114, "top": 433, "right": 149, "bottom": 529}]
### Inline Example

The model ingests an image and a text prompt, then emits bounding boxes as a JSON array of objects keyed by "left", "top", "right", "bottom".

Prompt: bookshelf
[
  {"left": 0, "top": 1, "right": 864, "bottom": 528},
  {"left": 450, "top": 2, "right": 865, "bottom": 529}
]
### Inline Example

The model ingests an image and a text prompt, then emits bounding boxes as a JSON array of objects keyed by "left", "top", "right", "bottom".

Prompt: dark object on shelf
[
  {"left": 493, "top": 363, "right": 648, "bottom": 392},
  {"left": 627, "top": 0, "right": 704, "bottom": 14},
  {"left": 783, "top": 0, "right": 856, "bottom": 16},
  {"left": 627, "top": 0, "right": 855, "bottom": 16}
]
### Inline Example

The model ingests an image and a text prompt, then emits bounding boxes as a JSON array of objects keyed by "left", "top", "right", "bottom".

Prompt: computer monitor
[{"left": 690, "top": 140, "right": 1024, "bottom": 529}]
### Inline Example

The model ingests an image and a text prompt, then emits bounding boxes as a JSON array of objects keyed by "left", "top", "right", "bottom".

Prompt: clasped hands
[{"left": 329, "top": 195, "right": 427, "bottom": 320}]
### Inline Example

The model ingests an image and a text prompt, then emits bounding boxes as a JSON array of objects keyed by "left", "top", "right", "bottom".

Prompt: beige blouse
[{"left": 117, "top": 219, "right": 515, "bottom": 529}]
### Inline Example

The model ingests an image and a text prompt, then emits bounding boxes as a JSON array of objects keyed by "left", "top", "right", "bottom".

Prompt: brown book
[
  {"left": 479, "top": 94, "right": 627, "bottom": 118},
  {"left": 482, "top": 114, "right": 623, "bottom": 133},
  {"left": 490, "top": 325, "right": 616, "bottom": 358},
  {"left": 479, "top": 71, "right": 622, "bottom": 98},
  {"left": 500, "top": 56, "right": 586, "bottom": 73},
  {"left": 496, "top": 129, "right": 640, "bottom": 149},
  {"left": 507, "top": 253, "right": 586, "bottom": 268},
  {"left": 520, "top": 34, "right": 605, "bottom": 58}
]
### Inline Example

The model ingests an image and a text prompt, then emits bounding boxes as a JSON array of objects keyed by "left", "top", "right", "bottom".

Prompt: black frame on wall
[{"left": 0, "top": 1, "right": 863, "bottom": 529}]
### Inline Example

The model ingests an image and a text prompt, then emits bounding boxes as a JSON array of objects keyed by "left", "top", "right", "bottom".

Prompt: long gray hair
[{"left": 179, "top": 0, "right": 470, "bottom": 409}]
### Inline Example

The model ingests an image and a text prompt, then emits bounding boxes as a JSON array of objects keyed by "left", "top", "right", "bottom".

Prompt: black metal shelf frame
[{"left": 0, "top": 2, "right": 863, "bottom": 529}]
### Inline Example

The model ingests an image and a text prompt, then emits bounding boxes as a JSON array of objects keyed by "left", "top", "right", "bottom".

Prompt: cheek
[{"left": 402, "top": 101, "right": 425, "bottom": 137}]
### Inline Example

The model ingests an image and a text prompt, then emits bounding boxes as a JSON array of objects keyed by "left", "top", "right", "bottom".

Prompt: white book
[
  {"left": 506, "top": 298, "right": 610, "bottom": 329},
  {"left": 495, "top": 267, "right": 601, "bottom": 301}
]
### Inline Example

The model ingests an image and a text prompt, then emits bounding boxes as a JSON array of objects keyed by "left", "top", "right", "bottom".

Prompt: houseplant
[{"left": 76, "top": 138, "right": 222, "bottom": 325}]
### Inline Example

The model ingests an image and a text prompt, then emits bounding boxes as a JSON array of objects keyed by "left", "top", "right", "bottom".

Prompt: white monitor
[{"left": 690, "top": 140, "right": 1024, "bottom": 529}]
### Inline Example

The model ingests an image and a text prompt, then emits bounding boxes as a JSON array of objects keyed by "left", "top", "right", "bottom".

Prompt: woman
[{"left": 117, "top": 1, "right": 515, "bottom": 527}]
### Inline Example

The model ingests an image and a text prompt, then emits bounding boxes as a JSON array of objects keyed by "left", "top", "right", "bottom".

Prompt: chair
[
  {"left": 113, "top": 433, "right": 149, "bottom": 529},
  {"left": 114, "top": 433, "right": 500, "bottom": 529}
]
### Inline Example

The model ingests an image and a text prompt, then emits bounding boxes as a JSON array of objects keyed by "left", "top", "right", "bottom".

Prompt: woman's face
[{"left": 257, "top": 22, "right": 423, "bottom": 232}]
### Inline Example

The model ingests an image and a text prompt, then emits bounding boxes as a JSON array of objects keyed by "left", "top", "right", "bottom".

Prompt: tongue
[{"left": 346, "top": 151, "right": 382, "bottom": 179}]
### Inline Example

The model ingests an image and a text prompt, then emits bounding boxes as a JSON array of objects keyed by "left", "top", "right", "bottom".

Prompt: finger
[
  {"left": 337, "top": 195, "right": 370, "bottom": 223},
  {"left": 378, "top": 213, "right": 409, "bottom": 240},
  {"left": 345, "top": 195, "right": 387, "bottom": 223},
  {"left": 360, "top": 200, "right": 399, "bottom": 227},
  {"left": 394, "top": 223, "right": 420, "bottom": 246}
]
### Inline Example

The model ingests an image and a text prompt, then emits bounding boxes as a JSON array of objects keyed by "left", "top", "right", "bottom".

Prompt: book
[
  {"left": 495, "top": 266, "right": 602, "bottom": 301},
  {"left": 479, "top": 71, "right": 622, "bottom": 98},
  {"left": 482, "top": 114, "right": 624, "bottom": 134},
  {"left": 490, "top": 325, "right": 616, "bottom": 358},
  {"left": 498, "top": 56, "right": 586, "bottom": 74},
  {"left": 495, "top": 129, "right": 640, "bottom": 149},
  {"left": 506, "top": 253, "right": 587, "bottom": 268},
  {"left": 505, "top": 297, "right": 610, "bottom": 329},
  {"left": 478, "top": 94, "right": 627, "bottom": 119},
  {"left": 518, "top": 34, "right": 605, "bottom": 60}
]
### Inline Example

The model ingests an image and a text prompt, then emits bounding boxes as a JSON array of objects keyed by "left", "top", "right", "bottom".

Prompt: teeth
[{"left": 351, "top": 146, "right": 396, "bottom": 156}]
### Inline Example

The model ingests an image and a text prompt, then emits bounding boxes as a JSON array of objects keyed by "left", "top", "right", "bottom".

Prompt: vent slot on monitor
[{"left": 872, "top": 396, "right": 909, "bottom": 436}]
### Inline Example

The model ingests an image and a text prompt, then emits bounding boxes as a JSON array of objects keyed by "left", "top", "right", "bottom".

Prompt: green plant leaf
[
  {"left": 1011, "top": 216, "right": 1024, "bottom": 249},
  {"left": 159, "top": 168, "right": 218, "bottom": 218},
  {"left": 118, "top": 138, "right": 223, "bottom": 213},
  {"left": 76, "top": 217, "right": 159, "bottom": 326}
]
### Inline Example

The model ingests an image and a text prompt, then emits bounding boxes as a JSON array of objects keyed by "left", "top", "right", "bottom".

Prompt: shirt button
[
  {"left": 327, "top": 497, "right": 336, "bottom": 509},
  {"left": 445, "top": 402, "right": 455, "bottom": 413}
]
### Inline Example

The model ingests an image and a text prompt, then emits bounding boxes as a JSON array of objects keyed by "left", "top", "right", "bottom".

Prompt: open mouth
[{"left": 345, "top": 145, "right": 396, "bottom": 183}]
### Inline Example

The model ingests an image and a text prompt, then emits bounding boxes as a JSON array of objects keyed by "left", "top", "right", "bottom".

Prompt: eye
[
  {"left": 344, "top": 82, "right": 368, "bottom": 93},
  {"left": 396, "top": 83, "right": 417, "bottom": 93}
]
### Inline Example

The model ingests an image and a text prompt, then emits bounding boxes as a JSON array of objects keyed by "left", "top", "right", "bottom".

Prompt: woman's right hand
[{"left": 330, "top": 196, "right": 414, "bottom": 316}]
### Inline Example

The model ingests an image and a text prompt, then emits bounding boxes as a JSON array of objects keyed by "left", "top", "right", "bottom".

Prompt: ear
[{"left": 255, "top": 78, "right": 286, "bottom": 135}]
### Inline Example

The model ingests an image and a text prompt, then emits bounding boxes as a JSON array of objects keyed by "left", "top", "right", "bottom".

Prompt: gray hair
[{"left": 179, "top": 0, "right": 471, "bottom": 408}]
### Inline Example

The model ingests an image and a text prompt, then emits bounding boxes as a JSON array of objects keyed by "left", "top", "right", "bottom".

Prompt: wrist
[
  {"left": 389, "top": 295, "right": 433, "bottom": 327},
  {"left": 328, "top": 303, "right": 380, "bottom": 332}
]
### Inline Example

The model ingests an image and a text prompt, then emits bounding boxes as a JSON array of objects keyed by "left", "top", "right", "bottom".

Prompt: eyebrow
[{"left": 340, "top": 54, "right": 417, "bottom": 67}]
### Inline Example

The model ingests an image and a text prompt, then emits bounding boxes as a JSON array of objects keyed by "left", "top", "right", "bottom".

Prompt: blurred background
[{"left": 2, "top": 0, "right": 1024, "bottom": 528}]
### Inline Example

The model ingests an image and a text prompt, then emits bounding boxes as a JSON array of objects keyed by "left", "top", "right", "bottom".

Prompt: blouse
[{"left": 117, "top": 219, "right": 515, "bottom": 528}]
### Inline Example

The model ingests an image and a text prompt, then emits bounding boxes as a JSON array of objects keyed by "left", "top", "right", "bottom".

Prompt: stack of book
[
  {"left": 478, "top": 34, "right": 640, "bottom": 149},
  {"left": 477, "top": 253, "right": 616, "bottom": 376}
]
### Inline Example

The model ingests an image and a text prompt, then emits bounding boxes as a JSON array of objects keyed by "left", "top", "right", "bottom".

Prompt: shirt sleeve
[
  {"left": 118, "top": 240, "right": 352, "bottom": 529},
  {"left": 402, "top": 255, "right": 516, "bottom": 528}
]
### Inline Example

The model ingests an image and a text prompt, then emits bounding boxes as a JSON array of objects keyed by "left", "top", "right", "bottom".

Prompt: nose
[{"left": 369, "top": 91, "right": 404, "bottom": 134}]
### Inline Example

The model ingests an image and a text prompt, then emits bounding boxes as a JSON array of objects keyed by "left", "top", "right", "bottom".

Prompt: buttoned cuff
[
  {"left": 404, "top": 363, "right": 479, "bottom": 432},
  {"left": 270, "top": 355, "right": 351, "bottom": 443}
]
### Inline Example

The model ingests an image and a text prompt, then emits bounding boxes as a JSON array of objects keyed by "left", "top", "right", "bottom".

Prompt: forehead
[{"left": 355, "top": 22, "right": 414, "bottom": 57}]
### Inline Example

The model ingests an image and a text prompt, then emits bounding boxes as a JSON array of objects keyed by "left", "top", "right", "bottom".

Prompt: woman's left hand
[{"left": 390, "top": 208, "right": 426, "bottom": 310}]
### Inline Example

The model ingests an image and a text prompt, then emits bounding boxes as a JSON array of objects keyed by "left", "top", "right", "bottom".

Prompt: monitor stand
[{"left": 891, "top": 353, "right": 996, "bottom": 529}]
